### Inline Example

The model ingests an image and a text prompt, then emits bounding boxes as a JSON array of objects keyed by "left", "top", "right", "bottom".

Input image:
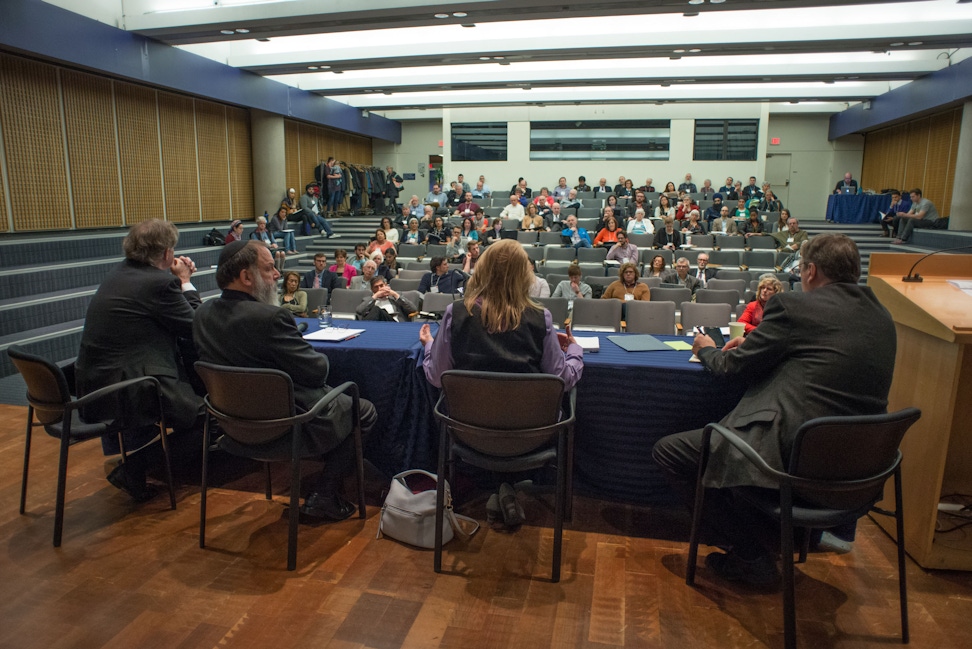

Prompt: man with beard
[{"left": 193, "top": 241, "right": 378, "bottom": 521}]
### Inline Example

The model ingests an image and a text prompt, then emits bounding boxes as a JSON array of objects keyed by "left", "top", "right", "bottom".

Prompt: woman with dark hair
[
  {"left": 269, "top": 206, "right": 298, "bottom": 253},
  {"left": 606, "top": 194, "right": 621, "bottom": 214},
  {"left": 225, "top": 219, "right": 245, "bottom": 244},
  {"left": 602, "top": 262, "right": 651, "bottom": 301},
  {"left": 645, "top": 254, "right": 668, "bottom": 278},
  {"left": 662, "top": 181, "right": 678, "bottom": 199},
  {"left": 654, "top": 194, "right": 675, "bottom": 220},
  {"left": 741, "top": 208, "right": 766, "bottom": 238},
  {"left": 329, "top": 249, "right": 357, "bottom": 288},
  {"left": 773, "top": 208, "right": 791, "bottom": 233},
  {"left": 592, "top": 217, "right": 620, "bottom": 247},
  {"left": 460, "top": 217, "right": 480, "bottom": 247},
  {"left": 279, "top": 271, "right": 308, "bottom": 316},
  {"left": 419, "top": 239, "right": 583, "bottom": 389},
  {"left": 367, "top": 228, "right": 395, "bottom": 257},
  {"left": 428, "top": 216, "right": 448, "bottom": 243}
]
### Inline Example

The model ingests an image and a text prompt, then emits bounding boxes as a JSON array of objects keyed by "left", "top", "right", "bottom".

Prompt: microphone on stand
[{"left": 901, "top": 245, "right": 972, "bottom": 282}]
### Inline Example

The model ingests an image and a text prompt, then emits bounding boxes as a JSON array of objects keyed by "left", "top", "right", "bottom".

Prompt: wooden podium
[{"left": 867, "top": 252, "right": 972, "bottom": 570}]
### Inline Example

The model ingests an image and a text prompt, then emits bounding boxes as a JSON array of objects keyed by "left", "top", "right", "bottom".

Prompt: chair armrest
[
  {"left": 295, "top": 381, "right": 359, "bottom": 424},
  {"left": 71, "top": 375, "right": 162, "bottom": 410},
  {"left": 702, "top": 422, "right": 788, "bottom": 485}
]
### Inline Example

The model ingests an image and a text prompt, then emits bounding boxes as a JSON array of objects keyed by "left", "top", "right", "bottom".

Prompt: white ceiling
[{"left": 42, "top": 0, "right": 972, "bottom": 118}]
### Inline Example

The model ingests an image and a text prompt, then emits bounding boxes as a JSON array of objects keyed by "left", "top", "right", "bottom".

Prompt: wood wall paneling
[
  {"left": 114, "top": 81, "right": 165, "bottom": 225},
  {"left": 0, "top": 143, "right": 7, "bottom": 232},
  {"left": 0, "top": 54, "right": 71, "bottom": 231},
  {"left": 158, "top": 92, "right": 200, "bottom": 223},
  {"left": 284, "top": 119, "right": 301, "bottom": 197},
  {"left": 227, "top": 106, "right": 254, "bottom": 220},
  {"left": 924, "top": 111, "right": 955, "bottom": 216},
  {"left": 903, "top": 117, "right": 930, "bottom": 194},
  {"left": 298, "top": 122, "right": 319, "bottom": 191},
  {"left": 194, "top": 99, "right": 230, "bottom": 222},
  {"left": 61, "top": 70, "right": 122, "bottom": 229}
]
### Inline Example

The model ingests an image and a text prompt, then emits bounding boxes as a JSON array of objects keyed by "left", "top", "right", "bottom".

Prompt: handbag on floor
[{"left": 377, "top": 469, "right": 478, "bottom": 549}]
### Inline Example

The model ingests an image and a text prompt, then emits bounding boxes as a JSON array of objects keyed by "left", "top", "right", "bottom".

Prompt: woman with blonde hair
[
  {"left": 521, "top": 203, "right": 545, "bottom": 231},
  {"left": 738, "top": 274, "right": 783, "bottom": 335},
  {"left": 419, "top": 239, "right": 583, "bottom": 389},
  {"left": 279, "top": 270, "right": 308, "bottom": 317}
]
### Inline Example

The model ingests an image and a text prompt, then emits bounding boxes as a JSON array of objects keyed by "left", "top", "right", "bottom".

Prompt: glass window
[
  {"left": 694, "top": 119, "right": 759, "bottom": 161},
  {"left": 529, "top": 120, "right": 670, "bottom": 161},
  {"left": 451, "top": 122, "right": 507, "bottom": 161}
]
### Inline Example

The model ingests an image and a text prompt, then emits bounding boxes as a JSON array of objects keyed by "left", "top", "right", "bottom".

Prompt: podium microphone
[{"left": 902, "top": 245, "right": 972, "bottom": 282}]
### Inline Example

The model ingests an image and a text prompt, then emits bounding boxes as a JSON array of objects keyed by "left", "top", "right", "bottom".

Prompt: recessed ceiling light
[
  {"left": 673, "top": 49, "right": 686, "bottom": 53},
  {"left": 689, "top": 48, "right": 701, "bottom": 53},
  {"left": 307, "top": 66, "right": 318, "bottom": 70},
  {"left": 220, "top": 30, "right": 234, "bottom": 35},
  {"left": 710, "top": 0, "right": 726, "bottom": 4},
  {"left": 235, "top": 28, "right": 249, "bottom": 34},
  {"left": 688, "top": 0, "right": 704, "bottom": 4},
  {"left": 453, "top": 12, "right": 468, "bottom": 17},
  {"left": 908, "top": 41, "right": 923, "bottom": 46},
  {"left": 848, "top": 75, "right": 859, "bottom": 80},
  {"left": 493, "top": 56, "right": 505, "bottom": 60},
  {"left": 890, "top": 42, "right": 904, "bottom": 47},
  {"left": 479, "top": 56, "right": 491, "bottom": 61},
  {"left": 434, "top": 13, "right": 449, "bottom": 19}
]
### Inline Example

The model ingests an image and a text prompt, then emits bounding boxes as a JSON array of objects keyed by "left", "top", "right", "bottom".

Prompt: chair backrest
[
  {"left": 577, "top": 247, "right": 607, "bottom": 262},
  {"left": 524, "top": 246, "right": 544, "bottom": 263},
  {"left": 695, "top": 288, "right": 740, "bottom": 305},
  {"left": 7, "top": 345, "right": 71, "bottom": 425},
  {"left": 425, "top": 243, "right": 447, "bottom": 257},
  {"left": 715, "top": 269, "right": 753, "bottom": 282},
  {"left": 536, "top": 296, "right": 569, "bottom": 328},
  {"left": 708, "top": 250, "right": 742, "bottom": 268},
  {"left": 516, "top": 230, "right": 538, "bottom": 245},
  {"left": 421, "top": 291, "right": 460, "bottom": 314},
  {"left": 501, "top": 218, "right": 520, "bottom": 231},
  {"left": 638, "top": 276, "right": 662, "bottom": 289},
  {"left": 625, "top": 300, "right": 676, "bottom": 334},
  {"left": 748, "top": 236, "right": 777, "bottom": 250},
  {"left": 583, "top": 275, "right": 615, "bottom": 289},
  {"left": 627, "top": 233, "right": 653, "bottom": 248},
  {"left": 649, "top": 286, "right": 692, "bottom": 309},
  {"left": 400, "top": 290, "right": 423, "bottom": 313},
  {"left": 688, "top": 234, "right": 714, "bottom": 249},
  {"left": 717, "top": 236, "right": 745, "bottom": 249},
  {"left": 571, "top": 298, "right": 622, "bottom": 331},
  {"left": 194, "top": 361, "right": 296, "bottom": 445},
  {"left": 330, "top": 288, "right": 371, "bottom": 318},
  {"left": 396, "top": 269, "right": 427, "bottom": 280},
  {"left": 707, "top": 278, "right": 747, "bottom": 296},
  {"left": 538, "top": 231, "right": 564, "bottom": 246},
  {"left": 680, "top": 302, "right": 732, "bottom": 331},
  {"left": 743, "top": 250, "right": 778, "bottom": 271},
  {"left": 545, "top": 247, "right": 577, "bottom": 262},
  {"left": 303, "top": 288, "right": 328, "bottom": 314},
  {"left": 787, "top": 408, "right": 921, "bottom": 509},
  {"left": 439, "top": 370, "right": 566, "bottom": 456},
  {"left": 545, "top": 273, "right": 569, "bottom": 288},
  {"left": 397, "top": 243, "right": 425, "bottom": 259},
  {"left": 390, "top": 277, "right": 422, "bottom": 292}
]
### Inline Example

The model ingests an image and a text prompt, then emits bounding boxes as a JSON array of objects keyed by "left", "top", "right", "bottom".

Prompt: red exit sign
[{"left": 770, "top": 137, "right": 781, "bottom": 145}]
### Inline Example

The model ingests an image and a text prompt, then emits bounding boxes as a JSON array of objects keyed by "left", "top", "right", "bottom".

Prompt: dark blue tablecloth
[
  {"left": 300, "top": 319, "right": 744, "bottom": 504},
  {"left": 826, "top": 193, "right": 891, "bottom": 224}
]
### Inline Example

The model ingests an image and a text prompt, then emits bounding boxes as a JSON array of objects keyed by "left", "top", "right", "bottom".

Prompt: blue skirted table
[
  {"left": 826, "top": 193, "right": 892, "bottom": 224},
  {"left": 300, "top": 319, "right": 744, "bottom": 503}
]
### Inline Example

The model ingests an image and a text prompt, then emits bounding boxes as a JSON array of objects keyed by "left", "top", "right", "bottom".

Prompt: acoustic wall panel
[
  {"left": 0, "top": 151, "right": 8, "bottom": 232},
  {"left": 158, "top": 91, "right": 199, "bottom": 223},
  {"left": 0, "top": 54, "right": 70, "bottom": 231},
  {"left": 194, "top": 99, "right": 230, "bottom": 221},
  {"left": 298, "top": 122, "right": 319, "bottom": 191},
  {"left": 114, "top": 81, "right": 164, "bottom": 225},
  {"left": 61, "top": 70, "right": 122, "bottom": 229},
  {"left": 227, "top": 106, "right": 253, "bottom": 219},
  {"left": 284, "top": 118, "right": 301, "bottom": 195}
]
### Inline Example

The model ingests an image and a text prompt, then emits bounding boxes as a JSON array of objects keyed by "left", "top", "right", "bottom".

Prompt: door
[{"left": 765, "top": 153, "right": 791, "bottom": 207}]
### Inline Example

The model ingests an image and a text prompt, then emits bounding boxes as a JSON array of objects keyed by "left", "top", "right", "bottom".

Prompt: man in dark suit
[
  {"left": 301, "top": 253, "right": 344, "bottom": 292},
  {"left": 76, "top": 219, "right": 205, "bottom": 501},
  {"left": 652, "top": 234, "right": 896, "bottom": 584},
  {"left": 661, "top": 257, "right": 702, "bottom": 295},
  {"left": 694, "top": 252, "right": 717, "bottom": 288},
  {"left": 355, "top": 277, "right": 417, "bottom": 322},
  {"left": 193, "top": 241, "right": 378, "bottom": 521}
]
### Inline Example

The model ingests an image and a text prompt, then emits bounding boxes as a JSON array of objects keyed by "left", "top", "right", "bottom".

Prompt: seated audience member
[
  {"left": 718, "top": 177, "right": 734, "bottom": 195},
  {"left": 329, "top": 249, "right": 357, "bottom": 288},
  {"left": 645, "top": 254, "right": 668, "bottom": 279},
  {"left": 662, "top": 257, "right": 702, "bottom": 295},
  {"left": 462, "top": 240, "right": 482, "bottom": 274},
  {"left": 511, "top": 178, "right": 532, "bottom": 199},
  {"left": 268, "top": 207, "right": 298, "bottom": 253},
  {"left": 758, "top": 190, "right": 782, "bottom": 213},
  {"left": 662, "top": 181, "right": 678, "bottom": 198},
  {"left": 521, "top": 203, "right": 546, "bottom": 231},
  {"left": 603, "top": 196, "right": 622, "bottom": 223},
  {"left": 533, "top": 187, "right": 555, "bottom": 207},
  {"left": 606, "top": 230, "right": 639, "bottom": 265},
  {"left": 742, "top": 176, "right": 762, "bottom": 201},
  {"left": 194, "top": 241, "right": 377, "bottom": 521},
  {"left": 562, "top": 214, "right": 593, "bottom": 249},
  {"left": 396, "top": 204, "right": 411, "bottom": 227},
  {"left": 377, "top": 248, "right": 401, "bottom": 281},
  {"left": 771, "top": 208, "right": 790, "bottom": 234},
  {"left": 301, "top": 252, "right": 344, "bottom": 292},
  {"left": 733, "top": 198, "right": 748, "bottom": 219},
  {"left": 459, "top": 217, "right": 480, "bottom": 248},
  {"left": 603, "top": 262, "right": 651, "bottom": 302},
  {"left": 575, "top": 176, "right": 592, "bottom": 192},
  {"left": 250, "top": 216, "right": 287, "bottom": 270},
  {"left": 547, "top": 202, "right": 568, "bottom": 231},
  {"left": 711, "top": 206, "right": 738, "bottom": 236},
  {"left": 472, "top": 207, "right": 489, "bottom": 233},
  {"left": 380, "top": 217, "right": 400, "bottom": 244},
  {"left": 776, "top": 240, "right": 806, "bottom": 288},
  {"left": 367, "top": 228, "right": 395, "bottom": 257},
  {"left": 678, "top": 173, "right": 698, "bottom": 194},
  {"left": 225, "top": 219, "right": 245, "bottom": 244},
  {"left": 892, "top": 188, "right": 940, "bottom": 245},
  {"left": 456, "top": 174, "right": 471, "bottom": 192},
  {"left": 478, "top": 175, "right": 491, "bottom": 197},
  {"left": 418, "top": 205, "right": 435, "bottom": 230},
  {"left": 445, "top": 182, "right": 463, "bottom": 212},
  {"left": 483, "top": 218, "right": 506, "bottom": 246},
  {"left": 740, "top": 275, "right": 783, "bottom": 334},
  {"left": 355, "top": 277, "right": 417, "bottom": 322},
  {"left": 731, "top": 180, "right": 744, "bottom": 201},
  {"left": 350, "top": 243, "right": 368, "bottom": 272},
  {"left": 676, "top": 196, "right": 700, "bottom": 221},
  {"left": 419, "top": 256, "right": 465, "bottom": 295},
  {"left": 455, "top": 191, "right": 480, "bottom": 218},
  {"left": 407, "top": 195, "right": 424, "bottom": 219},
  {"left": 695, "top": 252, "right": 716, "bottom": 287},
  {"left": 654, "top": 217, "right": 682, "bottom": 250},
  {"left": 424, "top": 184, "right": 448, "bottom": 213},
  {"left": 299, "top": 183, "right": 338, "bottom": 238},
  {"left": 681, "top": 210, "right": 707, "bottom": 236},
  {"left": 616, "top": 179, "right": 634, "bottom": 198},
  {"left": 651, "top": 234, "right": 894, "bottom": 584},
  {"left": 350, "top": 260, "right": 378, "bottom": 290},
  {"left": 700, "top": 179, "right": 714, "bottom": 196},
  {"left": 535, "top": 197, "right": 552, "bottom": 222},
  {"left": 593, "top": 217, "right": 621, "bottom": 248},
  {"left": 500, "top": 194, "right": 526, "bottom": 220},
  {"left": 741, "top": 208, "right": 766, "bottom": 238},
  {"left": 704, "top": 194, "right": 724, "bottom": 226},
  {"left": 279, "top": 270, "right": 308, "bottom": 316},
  {"left": 613, "top": 176, "right": 627, "bottom": 195},
  {"left": 654, "top": 195, "right": 675, "bottom": 220},
  {"left": 638, "top": 177, "right": 656, "bottom": 193},
  {"left": 552, "top": 177, "right": 571, "bottom": 201},
  {"left": 528, "top": 260, "right": 550, "bottom": 298},
  {"left": 427, "top": 216, "right": 448, "bottom": 244},
  {"left": 445, "top": 227, "right": 466, "bottom": 264},
  {"left": 833, "top": 172, "right": 859, "bottom": 195},
  {"left": 401, "top": 218, "right": 427, "bottom": 246},
  {"left": 880, "top": 190, "right": 911, "bottom": 237},
  {"left": 76, "top": 219, "right": 204, "bottom": 501},
  {"left": 627, "top": 191, "right": 651, "bottom": 219},
  {"left": 471, "top": 180, "right": 489, "bottom": 201},
  {"left": 552, "top": 261, "right": 593, "bottom": 303},
  {"left": 419, "top": 239, "right": 583, "bottom": 388},
  {"left": 559, "top": 188, "right": 582, "bottom": 210},
  {"left": 627, "top": 208, "right": 655, "bottom": 235},
  {"left": 773, "top": 216, "right": 809, "bottom": 251},
  {"left": 594, "top": 178, "right": 612, "bottom": 196},
  {"left": 281, "top": 187, "right": 300, "bottom": 218}
]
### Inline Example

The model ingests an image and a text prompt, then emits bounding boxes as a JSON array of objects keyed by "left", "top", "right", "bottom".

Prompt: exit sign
[{"left": 770, "top": 137, "right": 781, "bottom": 145}]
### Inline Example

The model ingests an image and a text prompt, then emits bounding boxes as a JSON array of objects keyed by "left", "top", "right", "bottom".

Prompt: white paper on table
[
  {"left": 303, "top": 328, "right": 366, "bottom": 341},
  {"left": 573, "top": 336, "right": 600, "bottom": 352}
]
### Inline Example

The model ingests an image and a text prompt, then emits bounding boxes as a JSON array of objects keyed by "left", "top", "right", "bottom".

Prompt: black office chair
[
  {"left": 7, "top": 345, "right": 176, "bottom": 547},
  {"left": 433, "top": 371, "right": 576, "bottom": 582},
  {"left": 194, "top": 362, "right": 366, "bottom": 571},
  {"left": 686, "top": 408, "right": 921, "bottom": 649}
]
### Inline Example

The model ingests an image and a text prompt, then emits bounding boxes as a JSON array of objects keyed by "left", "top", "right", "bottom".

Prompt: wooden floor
[{"left": 1, "top": 403, "right": 971, "bottom": 649}]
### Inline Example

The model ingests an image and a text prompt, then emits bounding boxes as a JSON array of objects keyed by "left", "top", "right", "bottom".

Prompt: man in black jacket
[{"left": 301, "top": 253, "right": 344, "bottom": 292}]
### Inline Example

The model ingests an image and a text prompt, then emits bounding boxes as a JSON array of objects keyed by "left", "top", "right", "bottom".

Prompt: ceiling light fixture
[
  {"left": 434, "top": 13, "right": 449, "bottom": 19},
  {"left": 710, "top": 0, "right": 726, "bottom": 4},
  {"left": 673, "top": 49, "right": 686, "bottom": 53},
  {"left": 220, "top": 29, "right": 234, "bottom": 35},
  {"left": 689, "top": 48, "right": 701, "bottom": 53},
  {"left": 453, "top": 12, "right": 468, "bottom": 17},
  {"left": 307, "top": 66, "right": 318, "bottom": 70},
  {"left": 688, "top": 0, "right": 704, "bottom": 4},
  {"left": 235, "top": 28, "right": 249, "bottom": 34},
  {"left": 479, "top": 56, "right": 491, "bottom": 60},
  {"left": 890, "top": 42, "right": 904, "bottom": 47},
  {"left": 908, "top": 41, "right": 923, "bottom": 46}
]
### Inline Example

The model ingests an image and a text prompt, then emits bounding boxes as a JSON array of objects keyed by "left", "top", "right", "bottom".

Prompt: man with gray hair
[
  {"left": 76, "top": 219, "right": 204, "bottom": 501},
  {"left": 193, "top": 241, "right": 378, "bottom": 521}
]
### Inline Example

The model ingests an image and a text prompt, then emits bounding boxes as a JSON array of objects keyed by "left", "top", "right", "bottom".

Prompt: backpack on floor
[{"left": 203, "top": 228, "right": 225, "bottom": 246}]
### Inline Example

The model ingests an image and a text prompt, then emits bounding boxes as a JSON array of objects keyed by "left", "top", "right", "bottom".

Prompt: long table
[
  {"left": 826, "top": 193, "right": 892, "bottom": 224},
  {"left": 302, "top": 319, "right": 744, "bottom": 503}
]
